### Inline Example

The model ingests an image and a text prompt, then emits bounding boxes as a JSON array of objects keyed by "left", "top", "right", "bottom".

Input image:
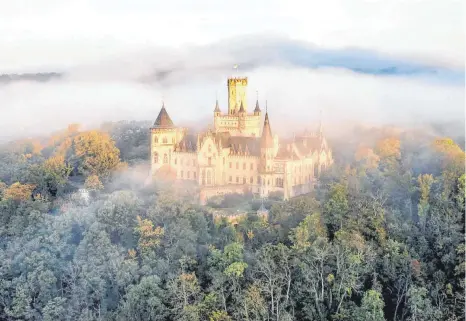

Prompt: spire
[
  {"left": 153, "top": 101, "right": 175, "bottom": 128},
  {"left": 261, "top": 104, "right": 273, "bottom": 148},
  {"left": 254, "top": 90, "right": 261, "bottom": 113},
  {"left": 239, "top": 100, "right": 245, "bottom": 113},
  {"left": 214, "top": 99, "right": 220, "bottom": 113}
]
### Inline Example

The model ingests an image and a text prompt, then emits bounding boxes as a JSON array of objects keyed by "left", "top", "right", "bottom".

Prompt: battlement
[{"left": 227, "top": 77, "right": 248, "bottom": 86}]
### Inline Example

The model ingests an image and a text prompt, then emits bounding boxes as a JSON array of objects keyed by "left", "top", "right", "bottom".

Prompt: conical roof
[
  {"left": 238, "top": 101, "right": 245, "bottom": 113},
  {"left": 254, "top": 99, "right": 261, "bottom": 113},
  {"left": 153, "top": 103, "right": 174, "bottom": 128},
  {"left": 214, "top": 99, "right": 220, "bottom": 113},
  {"left": 261, "top": 111, "right": 274, "bottom": 148}
]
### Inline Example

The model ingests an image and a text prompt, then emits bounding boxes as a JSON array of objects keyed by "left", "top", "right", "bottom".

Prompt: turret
[
  {"left": 214, "top": 99, "right": 221, "bottom": 116},
  {"left": 150, "top": 102, "right": 184, "bottom": 177},
  {"left": 254, "top": 99, "right": 261, "bottom": 116}
]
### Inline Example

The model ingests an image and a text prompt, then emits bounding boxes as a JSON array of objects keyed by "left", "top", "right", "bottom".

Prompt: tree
[
  {"left": 71, "top": 130, "right": 122, "bottom": 179},
  {"left": 118, "top": 276, "right": 167, "bottom": 321},
  {"left": 355, "top": 289, "right": 386, "bottom": 321}
]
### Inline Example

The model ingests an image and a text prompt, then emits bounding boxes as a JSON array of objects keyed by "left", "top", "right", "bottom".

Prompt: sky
[{"left": 0, "top": 0, "right": 464, "bottom": 141}]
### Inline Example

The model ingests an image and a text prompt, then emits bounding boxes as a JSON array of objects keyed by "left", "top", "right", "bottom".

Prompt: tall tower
[
  {"left": 227, "top": 77, "right": 248, "bottom": 115},
  {"left": 259, "top": 108, "right": 275, "bottom": 197}
]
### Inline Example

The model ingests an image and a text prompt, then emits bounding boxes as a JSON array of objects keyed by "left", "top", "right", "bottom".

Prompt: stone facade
[{"left": 149, "top": 76, "right": 333, "bottom": 204}]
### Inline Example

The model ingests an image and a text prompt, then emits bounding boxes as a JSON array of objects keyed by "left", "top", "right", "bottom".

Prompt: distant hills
[
  {"left": 0, "top": 72, "right": 63, "bottom": 84},
  {"left": 0, "top": 35, "right": 463, "bottom": 86}
]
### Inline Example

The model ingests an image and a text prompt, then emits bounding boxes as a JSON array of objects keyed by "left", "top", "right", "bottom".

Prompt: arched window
[
  {"left": 243, "top": 177, "right": 246, "bottom": 184},
  {"left": 208, "top": 157, "right": 212, "bottom": 166},
  {"left": 163, "top": 137, "right": 167, "bottom": 144},
  {"left": 163, "top": 154, "right": 168, "bottom": 164},
  {"left": 153, "top": 152, "right": 158, "bottom": 163},
  {"left": 202, "top": 170, "right": 206, "bottom": 185},
  {"left": 250, "top": 177, "right": 253, "bottom": 184},
  {"left": 207, "top": 171, "right": 211, "bottom": 185},
  {"left": 258, "top": 176, "right": 261, "bottom": 184},
  {"left": 154, "top": 136, "right": 158, "bottom": 143},
  {"left": 236, "top": 162, "right": 239, "bottom": 169}
]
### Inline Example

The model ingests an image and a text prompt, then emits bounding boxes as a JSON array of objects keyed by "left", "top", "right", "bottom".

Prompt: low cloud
[{"left": 0, "top": 35, "right": 463, "bottom": 144}]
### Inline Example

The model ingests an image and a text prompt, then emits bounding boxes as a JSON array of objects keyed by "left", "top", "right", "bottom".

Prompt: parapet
[{"left": 227, "top": 77, "right": 248, "bottom": 86}]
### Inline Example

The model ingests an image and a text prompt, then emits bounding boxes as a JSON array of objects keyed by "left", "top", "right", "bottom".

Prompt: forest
[{"left": 0, "top": 120, "right": 464, "bottom": 321}]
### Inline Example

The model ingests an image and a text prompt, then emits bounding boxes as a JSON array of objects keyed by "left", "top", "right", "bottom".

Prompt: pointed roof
[
  {"left": 239, "top": 100, "right": 245, "bottom": 113},
  {"left": 261, "top": 111, "right": 274, "bottom": 148},
  {"left": 153, "top": 102, "right": 174, "bottom": 128},
  {"left": 254, "top": 99, "right": 261, "bottom": 113},
  {"left": 214, "top": 99, "right": 221, "bottom": 113}
]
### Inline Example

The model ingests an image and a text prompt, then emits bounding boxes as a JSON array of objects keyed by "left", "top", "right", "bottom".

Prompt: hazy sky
[
  {"left": 1, "top": 0, "right": 463, "bottom": 72},
  {"left": 0, "top": 0, "right": 464, "bottom": 141}
]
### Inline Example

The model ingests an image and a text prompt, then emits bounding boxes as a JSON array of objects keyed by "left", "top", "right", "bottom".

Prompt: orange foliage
[
  {"left": 3, "top": 182, "right": 36, "bottom": 201},
  {"left": 375, "top": 137, "right": 401, "bottom": 159}
]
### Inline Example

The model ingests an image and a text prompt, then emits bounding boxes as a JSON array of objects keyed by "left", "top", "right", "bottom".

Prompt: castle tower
[
  {"left": 150, "top": 102, "right": 185, "bottom": 178},
  {"left": 227, "top": 77, "right": 248, "bottom": 115},
  {"left": 259, "top": 107, "right": 275, "bottom": 196}
]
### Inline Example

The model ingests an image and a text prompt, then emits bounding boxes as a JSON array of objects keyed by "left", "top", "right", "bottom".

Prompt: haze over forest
[{"left": 0, "top": 1, "right": 464, "bottom": 321}]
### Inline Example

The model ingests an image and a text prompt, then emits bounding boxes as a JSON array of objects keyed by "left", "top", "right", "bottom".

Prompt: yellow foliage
[
  {"left": 3, "top": 182, "right": 36, "bottom": 201},
  {"left": 375, "top": 137, "right": 401, "bottom": 159},
  {"left": 135, "top": 216, "right": 164, "bottom": 253},
  {"left": 84, "top": 175, "right": 104, "bottom": 191},
  {"left": 73, "top": 130, "right": 121, "bottom": 178}
]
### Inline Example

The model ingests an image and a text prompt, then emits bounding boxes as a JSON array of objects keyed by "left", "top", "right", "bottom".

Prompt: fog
[{"left": 0, "top": 36, "right": 464, "bottom": 144}]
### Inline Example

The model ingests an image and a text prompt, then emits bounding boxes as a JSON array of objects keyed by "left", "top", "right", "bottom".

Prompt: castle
[{"left": 149, "top": 76, "right": 333, "bottom": 204}]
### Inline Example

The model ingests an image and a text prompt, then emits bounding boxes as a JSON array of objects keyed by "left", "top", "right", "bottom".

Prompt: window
[
  {"left": 208, "top": 145, "right": 212, "bottom": 152},
  {"left": 229, "top": 176, "right": 232, "bottom": 182},
  {"left": 243, "top": 177, "right": 246, "bottom": 184},
  {"left": 181, "top": 158, "right": 184, "bottom": 165},
  {"left": 243, "top": 163, "right": 246, "bottom": 170},
  {"left": 250, "top": 163, "right": 253, "bottom": 170},
  {"left": 163, "top": 154, "right": 168, "bottom": 163},
  {"left": 163, "top": 137, "right": 167, "bottom": 144},
  {"left": 172, "top": 137, "right": 175, "bottom": 143},
  {"left": 258, "top": 176, "right": 261, "bottom": 184},
  {"left": 193, "top": 159, "right": 196, "bottom": 166},
  {"left": 208, "top": 157, "right": 212, "bottom": 166},
  {"left": 154, "top": 136, "right": 158, "bottom": 143},
  {"left": 187, "top": 171, "right": 190, "bottom": 179},
  {"left": 236, "top": 162, "right": 239, "bottom": 169},
  {"left": 207, "top": 171, "right": 211, "bottom": 185},
  {"left": 181, "top": 171, "right": 184, "bottom": 178},
  {"left": 229, "top": 162, "right": 232, "bottom": 168},
  {"left": 250, "top": 176, "right": 253, "bottom": 184},
  {"left": 174, "top": 158, "right": 177, "bottom": 165},
  {"left": 223, "top": 157, "right": 225, "bottom": 165},
  {"left": 202, "top": 170, "right": 205, "bottom": 185},
  {"left": 236, "top": 177, "right": 239, "bottom": 183},
  {"left": 153, "top": 152, "right": 158, "bottom": 163},
  {"left": 194, "top": 172, "right": 197, "bottom": 179},
  {"left": 268, "top": 179, "right": 270, "bottom": 186}
]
